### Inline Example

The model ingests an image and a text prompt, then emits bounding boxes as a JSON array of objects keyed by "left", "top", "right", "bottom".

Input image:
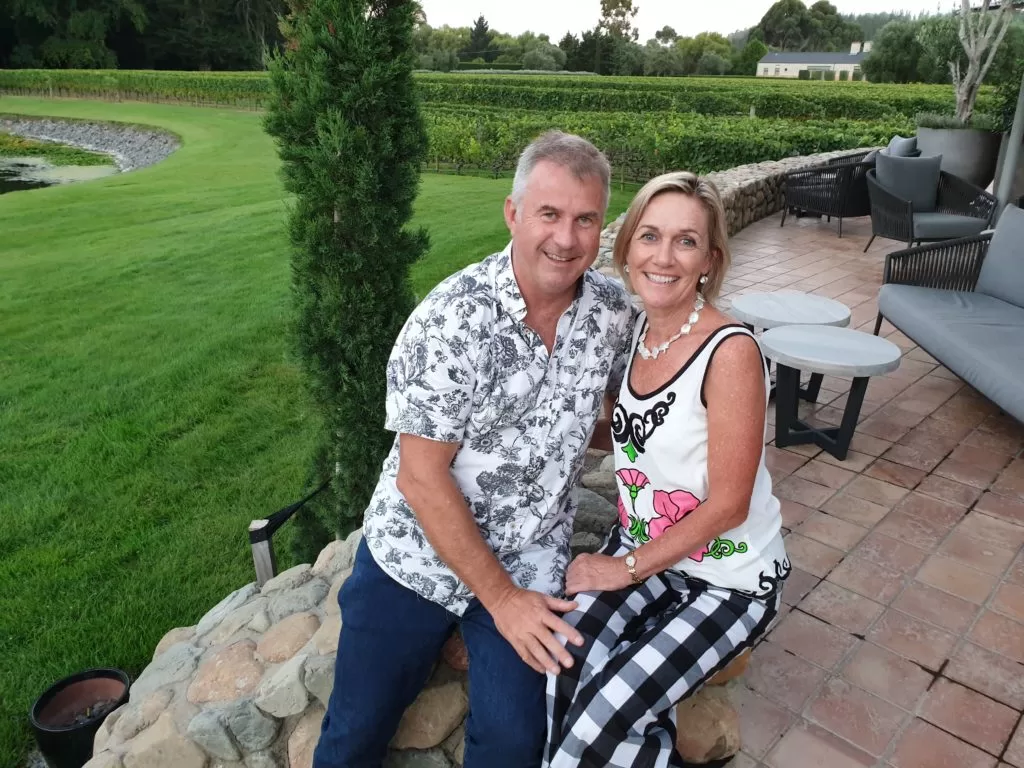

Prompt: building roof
[{"left": 758, "top": 51, "right": 867, "bottom": 65}]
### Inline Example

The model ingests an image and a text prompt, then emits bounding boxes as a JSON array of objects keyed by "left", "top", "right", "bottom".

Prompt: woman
[{"left": 544, "top": 172, "right": 789, "bottom": 768}]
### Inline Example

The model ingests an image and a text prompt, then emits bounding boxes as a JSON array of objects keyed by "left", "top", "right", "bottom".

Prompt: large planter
[
  {"left": 916, "top": 126, "right": 1002, "bottom": 188},
  {"left": 30, "top": 668, "right": 130, "bottom": 768}
]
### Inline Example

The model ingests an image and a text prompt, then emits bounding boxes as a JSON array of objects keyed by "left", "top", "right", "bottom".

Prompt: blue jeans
[{"left": 312, "top": 539, "right": 546, "bottom": 768}]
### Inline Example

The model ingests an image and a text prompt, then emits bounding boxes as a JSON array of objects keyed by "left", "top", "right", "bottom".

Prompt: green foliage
[
  {"left": 838, "top": 70, "right": 848, "bottom": 81},
  {"left": 798, "top": 69, "right": 810, "bottom": 80},
  {"left": 822, "top": 70, "right": 835, "bottom": 81},
  {"left": 264, "top": 0, "right": 428, "bottom": 547},
  {"left": 600, "top": 0, "right": 639, "bottom": 41},
  {"left": 1, "top": 68, "right": 979, "bottom": 120},
  {"left": 463, "top": 14, "right": 494, "bottom": 62},
  {"left": 852, "top": 70, "right": 863, "bottom": 81},
  {"left": 916, "top": 111, "right": 1004, "bottom": 131},
  {"left": 733, "top": 38, "right": 769, "bottom": 77},
  {"left": 457, "top": 60, "right": 522, "bottom": 70},
  {"left": 696, "top": 52, "right": 730, "bottom": 75},
  {"left": 862, "top": 21, "right": 925, "bottom": 84},
  {"left": 0, "top": 131, "right": 114, "bottom": 164}
]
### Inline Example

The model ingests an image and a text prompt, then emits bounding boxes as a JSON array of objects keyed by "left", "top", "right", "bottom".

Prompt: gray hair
[{"left": 510, "top": 130, "right": 611, "bottom": 214}]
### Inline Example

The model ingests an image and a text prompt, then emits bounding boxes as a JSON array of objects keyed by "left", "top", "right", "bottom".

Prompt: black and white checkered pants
[{"left": 544, "top": 529, "right": 781, "bottom": 768}]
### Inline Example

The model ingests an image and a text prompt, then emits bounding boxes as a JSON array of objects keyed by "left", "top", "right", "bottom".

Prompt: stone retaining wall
[
  {"left": 83, "top": 147, "right": 872, "bottom": 768},
  {"left": 1, "top": 117, "right": 179, "bottom": 172},
  {"left": 596, "top": 147, "right": 873, "bottom": 271}
]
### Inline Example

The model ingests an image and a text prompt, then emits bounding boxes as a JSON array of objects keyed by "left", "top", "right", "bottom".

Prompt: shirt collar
[
  {"left": 494, "top": 242, "right": 588, "bottom": 323},
  {"left": 494, "top": 242, "right": 528, "bottom": 322}
]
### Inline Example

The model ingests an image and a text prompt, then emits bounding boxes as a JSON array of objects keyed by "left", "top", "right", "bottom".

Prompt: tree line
[{"left": 1, "top": 0, "right": 910, "bottom": 74}]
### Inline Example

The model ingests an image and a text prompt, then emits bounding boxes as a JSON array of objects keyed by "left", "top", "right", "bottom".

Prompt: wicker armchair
[
  {"left": 780, "top": 150, "right": 874, "bottom": 238},
  {"left": 864, "top": 168, "right": 996, "bottom": 252}
]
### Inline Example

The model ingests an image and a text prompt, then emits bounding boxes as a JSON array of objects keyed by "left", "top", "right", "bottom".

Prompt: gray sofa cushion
[
  {"left": 887, "top": 135, "right": 919, "bottom": 157},
  {"left": 879, "top": 284, "right": 1024, "bottom": 422},
  {"left": 913, "top": 212, "right": 989, "bottom": 241},
  {"left": 976, "top": 205, "right": 1024, "bottom": 308},
  {"left": 876, "top": 153, "right": 942, "bottom": 213}
]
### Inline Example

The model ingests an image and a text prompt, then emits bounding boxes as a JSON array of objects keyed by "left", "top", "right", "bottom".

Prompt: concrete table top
[
  {"left": 730, "top": 290, "right": 852, "bottom": 329},
  {"left": 760, "top": 325, "right": 903, "bottom": 378}
]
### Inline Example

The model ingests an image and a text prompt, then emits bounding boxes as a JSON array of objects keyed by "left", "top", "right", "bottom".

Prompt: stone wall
[
  {"left": 595, "top": 147, "right": 874, "bottom": 271},
  {"left": 84, "top": 147, "right": 869, "bottom": 768}
]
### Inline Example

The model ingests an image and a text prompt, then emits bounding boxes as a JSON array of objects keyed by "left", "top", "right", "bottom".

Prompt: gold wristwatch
[{"left": 624, "top": 551, "right": 643, "bottom": 584}]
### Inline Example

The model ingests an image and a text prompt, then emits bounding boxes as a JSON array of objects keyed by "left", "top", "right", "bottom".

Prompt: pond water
[{"left": 0, "top": 157, "right": 119, "bottom": 195}]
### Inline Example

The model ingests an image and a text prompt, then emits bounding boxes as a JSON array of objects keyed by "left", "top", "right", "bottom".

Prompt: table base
[{"left": 774, "top": 365, "right": 868, "bottom": 461}]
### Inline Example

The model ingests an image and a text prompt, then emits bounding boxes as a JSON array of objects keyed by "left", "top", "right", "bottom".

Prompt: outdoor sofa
[{"left": 874, "top": 204, "right": 1024, "bottom": 424}]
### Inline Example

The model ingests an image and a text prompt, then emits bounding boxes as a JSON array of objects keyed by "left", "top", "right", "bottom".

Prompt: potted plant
[
  {"left": 916, "top": 111, "right": 1004, "bottom": 187},
  {"left": 914, "top": 0, "right": 1019, "bottom": 188},
  {"left": 30, "top": 668, "right": 130, "bottom": 768}
]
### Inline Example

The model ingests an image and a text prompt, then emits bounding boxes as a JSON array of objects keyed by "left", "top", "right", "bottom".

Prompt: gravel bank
[{"left": 0, "top": 116, "right": 179, "bottom": 172}]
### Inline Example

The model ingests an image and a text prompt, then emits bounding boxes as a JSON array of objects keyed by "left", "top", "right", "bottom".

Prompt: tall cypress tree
[{"left": 265, "top": 0, "right": 428, "bottom": 558}]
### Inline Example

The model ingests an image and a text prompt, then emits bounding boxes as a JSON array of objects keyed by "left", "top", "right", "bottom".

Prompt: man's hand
[
  {"left": 565, "top": 553, "right": 632, "bottom": 596},
  {"left": 489, "top": 587, "right": 583, "bottom": 675}
]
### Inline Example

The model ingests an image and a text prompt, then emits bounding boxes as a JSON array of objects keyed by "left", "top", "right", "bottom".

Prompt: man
[{"left": 313, "top": 131, "right": 634, "bottom": 768}]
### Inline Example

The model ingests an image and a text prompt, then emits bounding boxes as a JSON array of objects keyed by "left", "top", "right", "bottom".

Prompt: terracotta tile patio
[{"left": 716, "top": 211, "right": 1024, "bottom": 768}]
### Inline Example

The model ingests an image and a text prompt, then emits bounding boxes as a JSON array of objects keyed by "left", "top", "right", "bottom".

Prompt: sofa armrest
[
  {"left": 883, "top": 233, "right": 992, "bottom": 290},
  {"left": 936, "top": 172, "right": 998, "bottom": 224},
  {"left": 826, "top": 150, "right": 872, "bottom": 167}
]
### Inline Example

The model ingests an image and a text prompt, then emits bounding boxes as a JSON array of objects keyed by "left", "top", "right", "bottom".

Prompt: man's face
[{"left": 504, "top": 160, "right": 606, "bottom": 303}]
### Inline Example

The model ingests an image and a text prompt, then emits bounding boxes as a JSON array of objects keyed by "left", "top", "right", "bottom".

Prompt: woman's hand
[{"left": 565, "top": 553, "right": 633, "bottom": 595}]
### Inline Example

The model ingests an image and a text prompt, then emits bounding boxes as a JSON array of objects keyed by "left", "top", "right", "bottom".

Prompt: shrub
[
  {"left": 810, "top": 70, "right": 824, "bottom": 80},
  {"left": 823, "top": 70, "right": 836, "bottom": 81},
  {"left": 838, "top": 70, "right": 849, "bottom": 81},
  {"left": 798, "top": 69, "right": 810, "bottom": 80},
  {"left": 265, "top": 0, "right": 428, "bottom": 548},
  {"left": 852, "top": 70, "right": 864, "bottom": 81}
]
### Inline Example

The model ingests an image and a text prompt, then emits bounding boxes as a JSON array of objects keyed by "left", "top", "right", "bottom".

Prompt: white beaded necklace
[{"left": 637, "top": 295, "right": 706, "bottom": 360}]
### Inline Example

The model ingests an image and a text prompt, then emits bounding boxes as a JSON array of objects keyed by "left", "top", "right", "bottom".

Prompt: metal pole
[{"left": 995, "top": 69, "right": 1024, "bottom": 216}]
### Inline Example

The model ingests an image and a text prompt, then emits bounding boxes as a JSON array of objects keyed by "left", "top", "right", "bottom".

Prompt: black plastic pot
[{"left": 30, "top": 668, "right": 130, "bottom": 768}]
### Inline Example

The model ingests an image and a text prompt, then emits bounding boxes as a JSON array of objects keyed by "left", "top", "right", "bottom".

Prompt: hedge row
[
  {"left": 422, "top": 108, "right": 910, "bottom": 178},
  {"left": 0, "top": 68, "right": 988, "bottom": 120}
]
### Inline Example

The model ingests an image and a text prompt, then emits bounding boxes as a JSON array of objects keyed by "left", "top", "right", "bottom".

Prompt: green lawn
[{"left": 0, "top": 95, "right": 636, "bottom": 763}]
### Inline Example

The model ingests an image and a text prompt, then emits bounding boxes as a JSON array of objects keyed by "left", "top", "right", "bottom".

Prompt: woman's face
[{"left": 625, "top": 191, "right": 714, "bottom": 314}]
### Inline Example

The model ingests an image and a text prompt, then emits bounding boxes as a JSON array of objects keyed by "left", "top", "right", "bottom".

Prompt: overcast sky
[{"left": 419, "top": 0, "right": 956, "bottom": 40}]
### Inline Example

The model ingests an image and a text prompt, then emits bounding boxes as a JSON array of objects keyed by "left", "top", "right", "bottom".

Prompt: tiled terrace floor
[{"left": 717, "top": 211, "right": 1024, "bottom": 768}]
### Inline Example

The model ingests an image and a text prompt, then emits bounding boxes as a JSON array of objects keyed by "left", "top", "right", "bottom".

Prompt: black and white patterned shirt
[{"left": 363, "top": 245, "right": 634, "bottom": 615}]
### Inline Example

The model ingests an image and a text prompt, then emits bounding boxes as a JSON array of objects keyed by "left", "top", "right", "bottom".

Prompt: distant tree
[
  {"left": 947, "top": 0, "right": 1017, "bottom": 122},
  {"left": 806, "top": 0, "right": 862, "bottom": 51},
  {"left": 265, "top": 0, "right": 428, "bottom": 552},
  {"left": 7, "top": 0, "right": 145, "bottom": 67},
  {"left": 643, "top": 39, "right": 684, "bottom": 75},
  {"left": 733, "top": 37, "right": 769, "bottom": 75},
  {"left": 675, "top": 32, "right": 732, "bottom": 74},
  {"left": 523, "top": 47, "right": 557, "bottom": 70},
  {"left": 559, "top": 31, "right": 581, "bottom": 67},
  {"left": 464, "top": 14, "right": 494, "bottom": 62},
  {"left": 654, "top": 25, "right": 679, "bottom": 44},
  {"left": 861, "top": 20, "right": 925, "bottom": 82},
  {"left": 696, "top": 51, "right": 730, "bottom": 74},
  {"left": 843, "top": 10, "right": 915, "bottom": 41},
  {"left": 609, "top": 36, "right": 644, "bottom": 74},
  {"left": 755, "top": 0, "right": 814, "bottom": 50},
  {"left": 599, "top": 0, "right": 639, "bottom": 41},
  {"left": 915, "top": 14, "right": 964, "bottom": 83},
  {"left": 577, "top": 26, "right": 602, "bottom": 72}
]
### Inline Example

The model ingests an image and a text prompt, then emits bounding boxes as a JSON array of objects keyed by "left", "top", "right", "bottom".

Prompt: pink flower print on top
[
  {"left": 649, "top": 490, "right": 701, "bottom": 539},
  {"left": 616, "top": 469, "right": 650, "bottom": 503},
  {"left": 617, "top": 496, "right": 630, "bottom": 530}
]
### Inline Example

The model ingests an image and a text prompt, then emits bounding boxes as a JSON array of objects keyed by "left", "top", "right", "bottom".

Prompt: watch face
[{"left": 625, "top": 554, "right": 636, "bottom": 567}]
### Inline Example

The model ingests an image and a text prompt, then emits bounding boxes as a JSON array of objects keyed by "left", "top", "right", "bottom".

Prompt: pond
[{"left": 0, "top": 157, "right": 119, "bottom": 194}]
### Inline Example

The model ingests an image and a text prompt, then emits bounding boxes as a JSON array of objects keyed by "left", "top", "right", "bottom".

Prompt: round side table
[
  {"left": 760, "top": 325, "right": 902, "bottom": 460},
  {"left": 730, "top": 291, "right": 852, "bottom": 403}
]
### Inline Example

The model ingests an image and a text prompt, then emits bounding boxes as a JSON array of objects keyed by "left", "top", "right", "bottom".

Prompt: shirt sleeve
[
  {"left": 384, "top": 297, "right": 477, "bottom": 444},
  {"left": 606, "top": 304, "right": 639, "bottom": 395}
]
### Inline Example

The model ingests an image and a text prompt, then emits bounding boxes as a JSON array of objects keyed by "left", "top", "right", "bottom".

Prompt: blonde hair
[{"left": 612, "top": 172, "right": 730, "bottom": 304}]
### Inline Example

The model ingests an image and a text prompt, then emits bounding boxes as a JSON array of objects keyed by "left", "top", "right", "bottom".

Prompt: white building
[{"left": 756, "top": 41, "right": 872, "bottom": 79}]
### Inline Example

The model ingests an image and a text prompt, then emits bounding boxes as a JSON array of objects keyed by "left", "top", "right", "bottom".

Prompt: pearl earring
[
  {"left": 699, "top": 274, "right": 708, "bottom": 285},
  {"left": 624, "top": 265, "right": 631, "bottom": 274}
]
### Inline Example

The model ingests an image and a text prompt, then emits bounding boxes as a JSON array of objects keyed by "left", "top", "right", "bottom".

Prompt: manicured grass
[
  {"left": 0, "top": 96, "right": 635, "bottom": 763},
  {"left": 0, "top": 131, "right": 113, "bottom": 165}
]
